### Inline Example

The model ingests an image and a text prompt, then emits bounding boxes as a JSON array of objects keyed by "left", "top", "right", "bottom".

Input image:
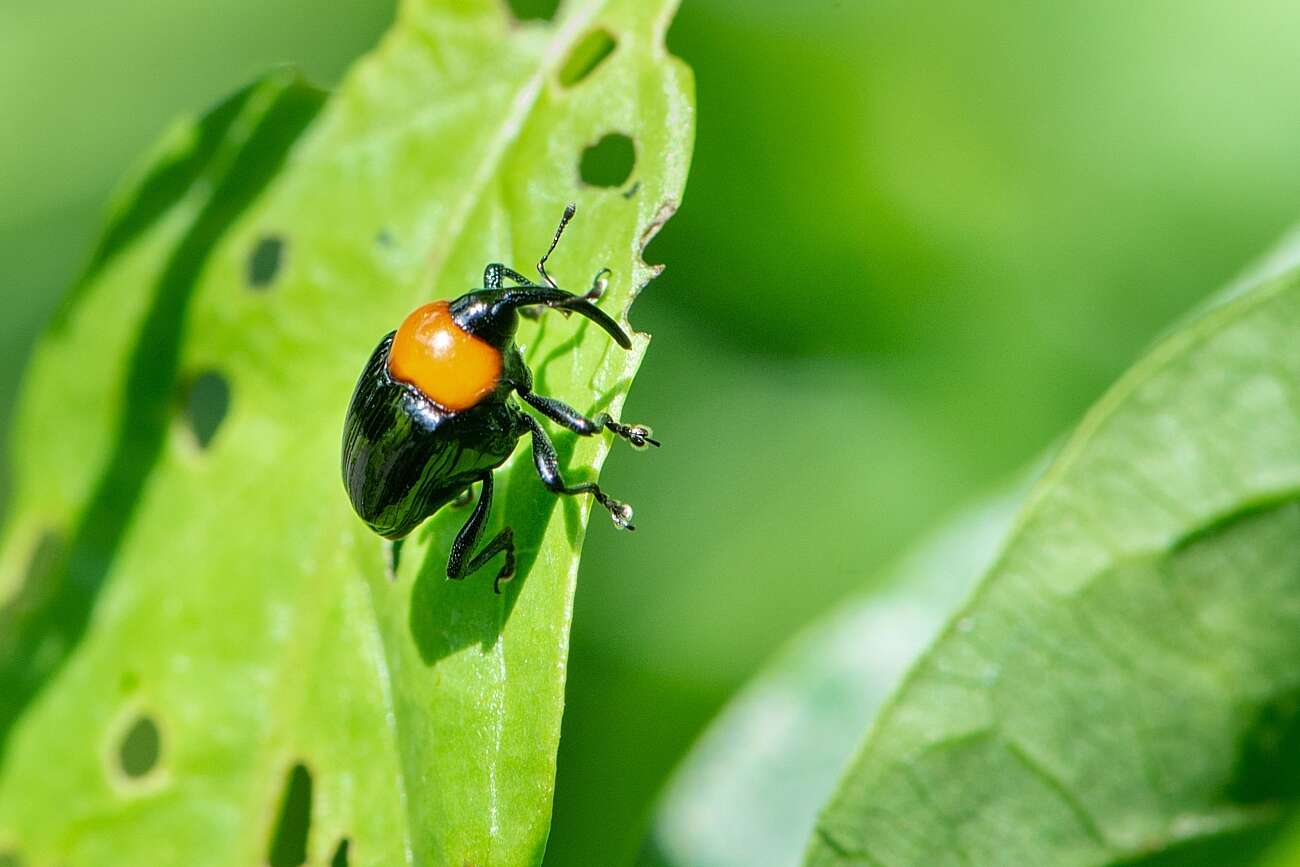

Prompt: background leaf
[
  {"left": 0, "top": 2, "right": 693, "bottom": 865},
  {"left": 1259, "top": 816, "right": 1300, "bottom": 867},
  {"left": 804, "top": 246, "right": 1300, "bottom": 865},
  {"left": 643, "top": 479, "right": 1029, "bottom": 867}
]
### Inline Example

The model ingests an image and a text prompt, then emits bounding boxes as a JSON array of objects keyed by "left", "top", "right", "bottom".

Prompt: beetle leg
[
  {"left": 521, "top": 413, "right": 636, "bottom": 530},
  {"left": 447, "top": 472, "right": 517, "bottom": 592},
  {"left": 483, "top": 263, "right": 536, "bottom": 289},
  {"left": 483, "top": 264, "right": 546, "bottom": 318},
  {"left": 519, "top": 389, "right": 659, "bottom": 449},
  {"left": 585, "top": 267, "right": 611, "bottom": 301}
]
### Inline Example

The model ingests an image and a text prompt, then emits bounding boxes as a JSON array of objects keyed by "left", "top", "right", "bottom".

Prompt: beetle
[{"left": 341, "top": 204, "right": 657, "bottom": 592}]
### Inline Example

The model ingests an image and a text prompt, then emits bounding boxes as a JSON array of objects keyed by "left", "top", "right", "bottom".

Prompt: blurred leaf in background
[
  {"left": 8, "top": 1, "right": 1300, "bottom": 866},
  {"left": 804, "top": 240, "right": 1300, "bottom": 866},
  {"left": 1262, "top": 818, "right": 1300, "bottom": 867},
  {"left": 649, "top": 227, "right": 1300, "bottom": 867},
  {"left": 645, "top": 477, "right": 1030, "bottom": 867}
]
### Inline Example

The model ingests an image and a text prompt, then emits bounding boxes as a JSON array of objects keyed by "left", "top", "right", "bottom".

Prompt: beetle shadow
[
  {"left": 407, "top": 425, "right": 590, "bottom": 664},
  {"left": 521, "top": 298, "right": 625, "bottom": 394},
  {"left": 529, "top": 320, "right": 582, "bottom": 393}
]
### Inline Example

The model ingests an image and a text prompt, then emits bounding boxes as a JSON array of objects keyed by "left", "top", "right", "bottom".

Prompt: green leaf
[
  {"left": 645, "top": 481, "right": 1028, "bottom": 867},
  {"left": 1259, "top": 815, "right": 1300, "bottom": 867},
  {"left": 804, "top": 248, "right": 1300, "bottom": 864},
  {"left": 0, "top": 2, "right": 693, "bottom": 865}
]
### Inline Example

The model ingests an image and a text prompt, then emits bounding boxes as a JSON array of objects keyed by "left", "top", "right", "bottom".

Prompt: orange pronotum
[{"left": 387, "top": 301, "right": 502, "bottom": 411}]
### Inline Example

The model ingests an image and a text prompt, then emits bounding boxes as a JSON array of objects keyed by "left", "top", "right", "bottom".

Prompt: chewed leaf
[
  {"left": 804, "top": 247, "right": 1300, "bottom": 863},
  {"left": 0, "top": 2, "right": 694, "bottom": 866}
]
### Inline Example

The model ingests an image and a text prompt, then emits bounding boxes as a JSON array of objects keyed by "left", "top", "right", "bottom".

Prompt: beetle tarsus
[
  {"left": 518, "top": 389, "right": 659, "bottom": 450},
  {"left": 483, "top": 262, "right": 534, "bottom": 290},
  {"left": 484, "top": 263, "right": 544, "bottom": 319},
  {"left": 585, "top": 267, "right": 612, "bottom": 301},
  {"left": 600, "top": 495, "right": 635, "bottom": 531},
  {"left": 605, "top": 420, "right": 659, "bottom": 449},
  {"left": 492, "top": 545, "right": 517, "bottom": 594}
]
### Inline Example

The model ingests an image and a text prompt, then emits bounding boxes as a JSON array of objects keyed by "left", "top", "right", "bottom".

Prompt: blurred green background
[{"left": 6, "top": 1, "right": 1300, "bottom": 864}]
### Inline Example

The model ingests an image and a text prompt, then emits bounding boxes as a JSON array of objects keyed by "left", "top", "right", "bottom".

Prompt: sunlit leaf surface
[{"left": 0, "top": 1, "right": 693, "bottom": 864}]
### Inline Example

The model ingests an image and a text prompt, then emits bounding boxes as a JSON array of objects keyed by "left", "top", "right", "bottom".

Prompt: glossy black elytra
[{"left": 341, "top": 205, "right": 658, "bottom": 592}]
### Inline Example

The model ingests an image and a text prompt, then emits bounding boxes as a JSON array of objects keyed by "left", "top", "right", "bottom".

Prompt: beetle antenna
[{"left": 536, "top": 203, "right": 576, "bottom": 289}]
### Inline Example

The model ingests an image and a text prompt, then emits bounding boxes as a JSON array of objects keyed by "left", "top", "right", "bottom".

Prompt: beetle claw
[
  {"left": 585, "top": 267, "right": 612, "bottom": 301},
  {"left": 493, "top": 559, "right": 516, "bottom": 594},
  {"left": 607, "top": 500, "right": 635, "bottom": 531},
  {"left": 607, "top": 420, "right": 660, "bottom": 449},
  {"left": 627, "top": 424, "right": 659, "bottom": 449}
]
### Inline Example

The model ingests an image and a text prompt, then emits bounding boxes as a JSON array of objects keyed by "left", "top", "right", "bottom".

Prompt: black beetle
[{"left": 341, "top": 205, "right": 658, "bottom": 592}]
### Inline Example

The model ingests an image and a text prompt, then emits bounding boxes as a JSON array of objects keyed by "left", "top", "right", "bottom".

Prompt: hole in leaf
[
  {"left": 580, "top": 133, "right": 636, "bottom": 188},
  {"left": 504, "top": 0, "right": 559, "bottom": 21},
  {"left": 118, "top": 714, "right": 161, "bottom": 778},
  {"left": 248, "top": 235, "right": 285, "bottom": 289},
  {"left": 184, "top": 371, "right": 230, "bottom": 450},
  {"left": 330, "top": 838, "right": 350, "bottom": 867},
  {"left": 267, "top": 763, "right": 313, "bottom": 867},
  {"left": 559, "top": 29, "right": 616, "bottom": 86}
]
